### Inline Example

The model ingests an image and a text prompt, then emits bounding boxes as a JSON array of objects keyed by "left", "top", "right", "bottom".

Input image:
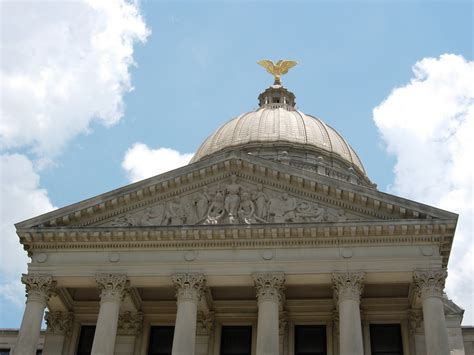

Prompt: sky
[{"left": 0, "top": 0, "right": 472, "bottom": 328}]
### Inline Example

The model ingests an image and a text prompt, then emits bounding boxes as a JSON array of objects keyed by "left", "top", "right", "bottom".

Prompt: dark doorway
[
  {"left": 148, "top": 326, "right": 175, "bottom": 355},
  {"left": 220, "top": 326, "right": 252, "bottom": 355},
  {"left": 370, "top": 324, "right": 404, "bottom": 355},
  {"left": 294, "top": 325, "right": 327, "bottom": 355},
  {"left": 76, "top": 325, "right": 95, "bottom": 355}
]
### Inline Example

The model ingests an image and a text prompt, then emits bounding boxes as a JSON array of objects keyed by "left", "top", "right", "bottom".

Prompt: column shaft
[
  {"left": 339, "top": 299, "right": 364, "bottom": 354},
  {"left": 91, "top": 273, "right": 128, "bottom": 355},
  {"left": 15, "top": 298, "right": 47, "bottom": 355},
  {"left": 422, "top": 296, "right": 449, "bottom": 355},
  {"left": 256, "top": 299, "right": 280, "bottom": 355},
  {"left": 332, "top": 272, "right": 365, "bottom": 355},
  {"left": 253, "top": 273, "right": 285, "bottom": 355},
  {"left": 171, "top": 273, "right": 205, "bottom": 355},
  {"left": 172, "top": 299, "right": 199, "bottom": 355},
  {"left": 14, "top": 274, "right": 55, "bottom": 355}
]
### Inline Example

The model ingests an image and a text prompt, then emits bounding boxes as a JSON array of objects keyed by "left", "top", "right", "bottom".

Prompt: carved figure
[
  {"left": 268, "top": 193, "right": 297, "bottom": 223},
  {"left": 205, "top": 190, "right": 225, "bottom": 224},
  {"left": 324, "top": 207, "right": 347, "bottom": 222},
  {"left": 109, "top": 213, "right": 136, "bottom": 227},
  {"left": 238, "top": 192, "right": 256, "bottom": 224},
  {"left": 163, "top": 198, "right": 185, "bottom": 225},
  {"left": 182, "top": 197, "right": 198, "bottom": 225},
  {"left": 224, "top": 175, "right": 241, "bottom": 222},
  {"left": 295, "top": 202, "right": 324, "bottom": 222},
  {"left": 254, "top": 184, "right": 268, "bottom": 220},
  {"left": 139, "top": 206, "right": 164, "bottom": 226},
  {"left": 195, "top": 187, "right": 210, "bottom": 221}
]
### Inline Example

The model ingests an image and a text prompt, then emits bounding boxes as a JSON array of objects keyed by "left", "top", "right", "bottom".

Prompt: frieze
[{"left": 101, "top": 176, "right": 353, "bottom": 227}]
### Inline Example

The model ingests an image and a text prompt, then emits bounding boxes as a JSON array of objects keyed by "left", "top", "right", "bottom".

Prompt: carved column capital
[
  {"left": 21, "top": 273, "right": 56, "bottom": 304},
  {"left": 253, "top": 272, "right": 285, "bottom": 303},
  {"left": 95, "top": 273, "right": 129, "bottom": 301},
  {"left": 45, "top": 311, "right": 74, "bottom": 335},
  {"left": 408, "top": 309, "right": 422, "bottom": 334},
  {"left": 197, "top": 311, "right": 215, "bottom": 336},
  {"left": 413, "top": 269, "right": 447, "bottom": 299},
  {"left": 117, "top": 311, "right": 143, "bottom": 335},
  {"left": 172, "top": 273, "right": 205, "bottom": 302},
  {"left": 331, "top": 271, "right": 365, "bottom": 303}
]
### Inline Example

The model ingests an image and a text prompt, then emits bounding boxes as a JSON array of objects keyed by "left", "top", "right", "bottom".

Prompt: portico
[{"left": 11, "top": 71, "right": 466, "bottom": 354}]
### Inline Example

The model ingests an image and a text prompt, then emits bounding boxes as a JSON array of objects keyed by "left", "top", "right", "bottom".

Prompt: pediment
[
  {"left": 96, "top": 176, "right": 362, "bottom": 227},
  {"left": 16, "top": 151, "right": 458, "bottom": 230}
]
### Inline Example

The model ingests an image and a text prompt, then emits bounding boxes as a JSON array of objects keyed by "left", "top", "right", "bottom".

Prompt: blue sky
[{"left": 1, "top": 0, "right": 472, "bottom": 327}]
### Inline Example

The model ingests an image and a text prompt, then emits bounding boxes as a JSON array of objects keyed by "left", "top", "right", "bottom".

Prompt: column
[
  {"left": 413, "top": 269, "right": 449, "bottom": 355},
  {"left": 43, "top": 311, "right": 74, "bottom": 354},
  {"left": 91, "top": 273, "right": 129, "bottom": 355},
  {"left": 171, "top": 273, "right": 205, "bottom": 355},
  {"left": 331, "top": 272, "right": 365, "bottom": 355},
  {"left": 253, "top": 272, "right": 285, "bottom": 355},
  {"left": 13, "top": 274, "right": 56, "bottom": 355}
]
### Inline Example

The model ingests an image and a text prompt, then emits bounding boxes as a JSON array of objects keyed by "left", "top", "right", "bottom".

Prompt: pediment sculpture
[{"left": 101, "top": 175, "right": 353, "bottom": 227}]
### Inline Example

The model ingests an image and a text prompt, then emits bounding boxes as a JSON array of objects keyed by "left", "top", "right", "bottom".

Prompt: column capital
[
  {"left": 331, "top": 271, "right": 365, "bottom": 303},
  {"left": 413, "top": 269, "right": 447, "bottom": 299},
  {"left": 117, "top": 311, "right": 143, "bottom": 335},
  {"left": 45, "top": 311, "right": 74, "bottom": 335},
  {"left": 95, "top": 273, "right": 129, "bottom": 301},
  {"left": 21, "top": 273, "right": 56, "bottom": 304},
  {"left": 172, "top": 273, "right": 205, "bottom": 302},
  {"left": 253, "top": 272, "right": 285, "bottom": 303}
]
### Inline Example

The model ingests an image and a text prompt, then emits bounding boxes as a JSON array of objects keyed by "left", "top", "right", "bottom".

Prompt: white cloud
[
  {"left": 0, "top": 0, "right": 149, "bottom": 320},
  {"left": 122, "top": 143, "right": 194, "bottom": 182},
  {"left": 0, "top": 0, "right": 150, "bottom": 158},
  {"left": 373, "top": 54, "right": 474, "bottom": 325},
  {"left": 0, "top": 154, "right": 55, "bottom": 308}
]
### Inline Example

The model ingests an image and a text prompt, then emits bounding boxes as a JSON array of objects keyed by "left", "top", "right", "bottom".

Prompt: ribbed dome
[{"left": 191, "top": 107, "right": 366, "bottom": 174}]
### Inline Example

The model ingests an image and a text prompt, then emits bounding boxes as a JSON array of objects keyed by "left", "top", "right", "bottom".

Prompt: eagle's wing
[
  {"left": 279, "top": 60, "right": 298, "bottom": 75},
  {"left": 257, "top": 60, "right": 275, "bottom": 75}
]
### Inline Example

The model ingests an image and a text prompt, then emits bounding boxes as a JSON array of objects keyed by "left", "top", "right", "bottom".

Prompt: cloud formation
[
  {"left": 0, "top": 0, "right": 149, "bottom": 158},
  {"left": 0, "top": 0, "right": 149, "bottom": 324},
  {"left": 122, "top": 143, "right": 194, "bottom": 182},
  {"left": 373, "top": 54, "right": 474, "bottom": 324}
]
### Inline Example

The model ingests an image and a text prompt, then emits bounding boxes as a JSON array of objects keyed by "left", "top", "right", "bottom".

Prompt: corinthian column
[
  {"left": 413, "top": 269, "right": 449, "bottom": 355},
  {"left": 13, "top": 274, "right": 56, "bottom": 355},
  {"left": 91, "top": 273, "right": 128, "bottom": 355},
  {"left": 332, "top": 272, "right": 365, "bottom": 355},
  {"left": 253, "top": 272, "right": 285, "bottom": 355},
  {"left": 171, "top": 273, "right": 205, "bottom": 355}
]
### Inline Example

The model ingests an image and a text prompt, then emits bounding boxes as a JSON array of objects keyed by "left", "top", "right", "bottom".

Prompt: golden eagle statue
[{"left": 257, "top": 59, "right": 298, "bottom": 85}]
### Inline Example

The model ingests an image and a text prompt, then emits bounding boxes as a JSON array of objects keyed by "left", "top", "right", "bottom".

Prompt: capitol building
[{"left": 2, "top": 63, "right": 473, "bottom": 355}]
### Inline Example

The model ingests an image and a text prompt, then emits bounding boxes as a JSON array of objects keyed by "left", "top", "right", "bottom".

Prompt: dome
[{"left": 191, "top": 84, "right": 373, "bottom": 187}]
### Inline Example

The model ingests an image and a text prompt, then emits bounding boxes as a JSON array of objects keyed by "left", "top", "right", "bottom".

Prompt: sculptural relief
[{"left": 102, "top": 176, "right": 353, "bottom": 227}]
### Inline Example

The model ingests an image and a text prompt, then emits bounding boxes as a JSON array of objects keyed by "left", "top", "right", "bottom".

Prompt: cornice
[
  {"left": 15, "top": 152, "right": 458, "bottom": 230},
  {"left": 18, "top": 219, "right": 455, "bottom": 267}
]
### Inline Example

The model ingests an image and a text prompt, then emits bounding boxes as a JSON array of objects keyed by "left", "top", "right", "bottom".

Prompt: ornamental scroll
[{"left": 102, "top": 175, "right": 351, "bottom": 227}]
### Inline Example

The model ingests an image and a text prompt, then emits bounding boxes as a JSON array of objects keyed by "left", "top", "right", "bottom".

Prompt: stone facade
[{"left": 5, "top": 82, "right": 471, "bottom": 355}]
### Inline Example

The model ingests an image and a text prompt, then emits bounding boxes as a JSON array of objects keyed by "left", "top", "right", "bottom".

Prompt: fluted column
[
  {"left": 253, "top": 272, "right": 285, "bottom": 355},
  {"left": 13, "top": 274, "right": 56, "bottom": 355},
  {"left": 171, "top": 273, "right": 205, "bottom": 355},
  {"left": 413, "top": 269, "right": 449, "bottom": 355},
  {"left": 43, "top": 311, "right": 74, "bottom": 354},
  {"left": 91, "top": 273, "right": 128, "bottom": 355},
  {"left": 332, "top": 272, "right": 365, "bottom": 355}
]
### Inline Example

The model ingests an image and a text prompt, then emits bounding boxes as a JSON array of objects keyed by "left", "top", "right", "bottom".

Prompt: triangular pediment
[{"left": 16, "top": 151, "right": 457, "bottom": 230}]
